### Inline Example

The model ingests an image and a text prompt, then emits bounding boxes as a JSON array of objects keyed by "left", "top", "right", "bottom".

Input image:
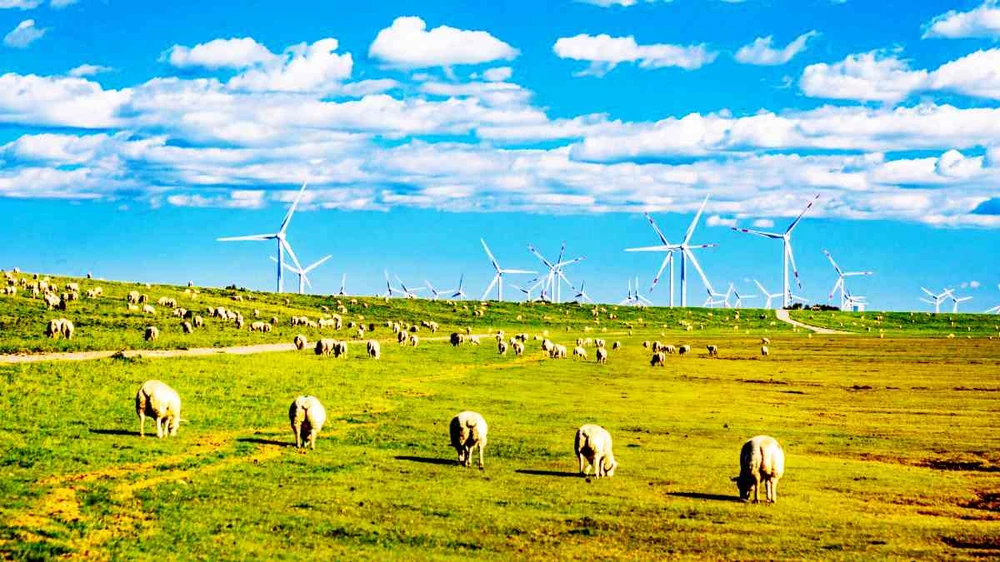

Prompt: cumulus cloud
[
  {"left": 0, "top": 1, "right": 43, "bottom": 8},
  {"left": 735, "top": 31, "right": 818, "bottom": 66},
  {"left": 553, "top": 33, "right": 717, "bottom": 76},
  {"left": 751, "top": 218, "right": 774, "bottom": 228},
  {"left": 4, "top": 19, "right": 45, "bottom": 48},
  {"left": 50, "top": 0, "right": 77, "bottom": 6},
  {"left": 164, "top": 37, "right": 279, "bottom": 70},
  {"left": 923, "top": 1, "right": 1000, "bottom": 39},
  {"left": 369, "top": 16, "right": 518, "bottom": 69},
  {"left": 68, "top": 64, "right": 111, "bottom": 77},
  {"left": 706, "top": 215, "right": 738, "bottom": 227},
  {"left": 483, "top": 66, "right": 512, "bottom": 82},
  {"left": 929, "top": 49, "right": 1000, "bottom": 99},
  {"left": 226, "top": 39, "right": 352, "bottom": 92}
]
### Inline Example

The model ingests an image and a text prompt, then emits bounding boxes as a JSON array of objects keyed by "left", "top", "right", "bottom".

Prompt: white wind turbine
[
  {"left": 338, "top": 273, "right": 348, "bottom": 296},
  {"left": 450, "top": 274, "right": 467, "bottom": 300},
  {"left": 528, "top": 242, "right": 585, "bottom": 304},
  {"left": 949, "top": 292, "right": 972, "bottom": 313},
  {"left": 269, "top": 254, "right": 332, "bottom": 294},
  {"left": 986, "top": 284, "right": 1000, "bottom": 314},
  {"left": 382, "top": 270, "right": 399, "bottom": 298},
  {"left": 824, "top": 249, "right": 873, "bottom": 310},
  {"left": 481, "top": 238, "right": 534, "bottom": 301},
  {"left": 920, "top": 287, "right": 953, "bottom": 313},
  {"left": 731, "top": 284, "right": 757, "bottom": 309},
  {"left": 625, "top": 195, "right": 717, "bottom": 307},
  {"left": 425, "top": 280, "right": 441, "bottom": 300},
  {"left": 732, "top": 194, "right": 820, "bottom": 308},
  {"left": 217, "top": 182, "right": 309, "bottom": 293},
  {"left": 395, "top": 274, "right": 424, "bottom": 299},
  {"left": 512, "top": 277, "right": 546, "bottom": 302},
  {"left": 753, "top": 279, "right": 783, "bottom": 309},
  {"left": 573, "top": 281, "right": 593, "bottom": 303},
  {"left": 619, "top": 277, "right": 653, "bottom": 307}
]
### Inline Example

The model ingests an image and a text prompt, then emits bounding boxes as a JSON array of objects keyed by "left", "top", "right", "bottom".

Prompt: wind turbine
[
  {"left": 732, "top": 194, "right": 820, "bottom": 308},
  {"left": 731, "top": 284, "right": 757, "bottom": 309},
  {"left": 338, "top": 273, "right": 348, "bottom": 296},
  {"left": 481, "top": 239, "right": 534, "bottom": 301},
  {"left": 450, "top": 274, "right": 467, "bottom": 300},
  {"left": 625, "top": 195, "right": 716, "bottom": 307},
  {"left": 949, "top": 293, "right": 972, "bottom": 313},
  {"left": 987, "top": 284, "right": 1000, "bottom": 314},
  {"left": 425, "top": 281, "right": 441, "bottom": 300},
  {"left": 824, "top": 249, "right": 873, "bottom": 310},
  {"left": 512, "top": 277, "right": 546, "bottom": 302},
  {"left": 269, "top": 254, "right": 332, "bottom": 294},
  {"left": 383, "top": 270, "right": 400, "bottom": 298},
  {"left": 572, "top": 281, "right": 594, "bottom": 303},
  {"left": 217, "top": 182, "right": 309, "bottom": 293},
  {"left": 753, "top": 279, "right": 783, "bottom": 309},
  {"left": 527, "top": 242, "right": 585, "bottom": 304},
  {"left": 920, "top": 287, "right": 953, "bottom": 313},
  {"left": 705, "top": 284, "right": 732, "bottom": 308},
  {"left": 395, "top": 275, "right": 424, "bottom": 299}
]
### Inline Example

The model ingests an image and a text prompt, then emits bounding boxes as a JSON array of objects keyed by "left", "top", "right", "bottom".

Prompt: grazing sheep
[
  {"left": 576, "top": 337, "right": 584, "bottom": 346},
  {"left": 650, "top": 351, "right": 666, "bottom": 367},
  {"left": 707, "top": 345, "right": 719, "bottom": 357},
  {"left": 44, "top": 293, "right": 61, "bottom": 309},
  {"left": 612, "top": 341, "right": 621, "bottom": 350},
  {"left": 193, "top": 315, "right": 204, "bottom": 328},
  {"left": 450, "top": 332, "right": 464, "bottom": 346},
  {"left": 46, "top": 319, "right": 63, "bottom": 338},
  {"left": 409, "top": 335, "right": 419, "bottom": 347},
  {"left": 761, "top": 345, "right": 770, "bottom": 357},
  {"left": 550, "top": 344, "right": 568, "bottom": 359},
  {"left": 367, "top": 339, "right": 381, "bottom": 359},
  {"left": 541, "top": 339, "right": 554, "bottom": 353},
  {"left": 575, "top": 424, "right": 617, "bottom": 478},
  {"left": 449, "top": 411, "right": 488, "bottom": 469},
  {"left": 642, "top": 341, "right": 650, "bottom": 348},
  {"left": 181, "top": 321, "right": 193, "bottom": 334},
  {"left": 135, "top": 380, "right": 181, "bottom": 438},
  {"left": 733, "top": 435, "right": 785, "bottom": 503},
  {"left": 144, "top": 326, "right": 159, "bottom": 341},
  {"left": 573, "top": 346, "right": 588, "bottom": 360},
  {"left": 142, "top": 304, "right": 156, "bottom": 315},
  {"left": 315, "top": 339, "right": 335, "bottom": 356},
  {"left": 469, "top": 335, "right": 481, "bottom": 346},
  {"left": 512, "top": 341, "right": 525, "bottom": 356},
  {"left": 678, "top": 345, "right": 692, "bottom": 355},
  {"left": 293, "top": 334, "right": 307, "bottom": 350},
  {"left": 289, "top": 396, "right": 327, "bottom": 450},
  {"left": 662, "top": 345, "right": 676, "bottom": 354},
  {"left": 127, "top": 291, "right": 141, "bottom": 305},
  {"left": 397, "top": 330, "right": 408, "bottom": 345},
  {"left": 173, "top": 307, "right": 187, "bottom": 318},
  {"left": 498, "top": 340, "right": 508, "bottom": 356},
  {"left": 596, "top": 347, "right": 608, "bottom": 364},
  {"left": 270, "top": 316, "right": 279, "bottom": 326},
  {"left": 594, "top": 338, "right": 606, "bottom": 348},
  {"left": 249, "top": 321, "right": 272, "bottom": 333},
  {"left": 761, "top": 337, "right": 771, "bottom": 345},
  {"left": 333, "top": 341, "right": 348, "bottom": 358}
]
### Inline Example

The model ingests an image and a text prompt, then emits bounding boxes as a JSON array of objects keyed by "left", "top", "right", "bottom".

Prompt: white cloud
[
  {"left": 706, "top": 215, "right": 737, "bottom": 227},
  {"left": 226, "top": 38, "right": 352, "bottom": 92},
  {"left": 553, "top": 33, "right": 717, "bottom": 76},
  {"left": 4, "top": 18, "right": 45, "bottom": 48},
  {"left": 971, "top": 280, "right": 982, "bottom": 289},
  {"left": 0, "top": 1, "right": 42, "bottom": 8},
  {"left": 800, "top": 51, "right": 928, "bottom": 103},
  {"left": 575, "top": 0, "right": 668, "bottom": 5},
  {"left": 164, "top": 37, "right": 279, "bottom": 70},
  {"left": 369, "top": 16, "right": 518, "bottom": 69},
  {"left": 751, "top": 218, "right": 774, "bottom": 228},
  {"left": 735, "top": 31, "right": 818, "bottom": 66},
  {"left": 50, "top": 0, "right": 78, "bottom": 7},
  {"left": 929, "top": 49, "right": 1000, "bottom": 100},
  {"left": 483, "top": 66, "right": 512, "bottom": 82},
  {"left": 923, "top": 1, "right": 1000, "bottom": 39},
  {"left": 68, "top": 64, "right": 111, "bottom": 77},
  {"left": 0, "top": 73, "right": 131, "bottom": 128}
]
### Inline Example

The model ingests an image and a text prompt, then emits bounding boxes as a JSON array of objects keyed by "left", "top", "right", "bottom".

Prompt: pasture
[{"left": 2, "top": 310, "right": 998, "bottom": 560}]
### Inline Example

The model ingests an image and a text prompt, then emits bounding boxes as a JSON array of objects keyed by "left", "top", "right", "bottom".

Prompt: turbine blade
[
  {"left": 279, "top": 182, "right": 309, "bottom": 234},
  {"left": 731, "top": 227, "right": 782, "bottom": 239},
  {"left": 502, "top": 269, "right": 536, "bottom": 274},
  {"left": 217, "top": 233, "right": 275, "bottom": 242},
  {"left": 303, "top": 255, "right": 332, "bottom": 273},
  {"left": 482, "top": 275, "right": 499, "bottom": 300},
  {"left": 281, "top": 239, "right": 302, "bottom": 271},
  {"left": 481, "top": 239, "right": 500, "bottom": 271},
  {"left": 786, "top": 243, "right": 802, "bottom": 289},
  {"left": 684, "top": 195, "right": 710, "bottom": 245},
  {"left": 684, "top": 248, "right": 715, "bottom": 295},
  {"left": 625, "top": 245, "right": 673, "bottom": 252},
  {"left": 786, "top": 193, "right": 820, "bottom": 234},
  {"left": 644, "top": 213, "right": 671, "bottom": 246},
  {"left": 823, "top": 249, "right": 843, "bottom": 275},
  {"left": 651, "top": 253, "right": 671, "bottom": 292}
]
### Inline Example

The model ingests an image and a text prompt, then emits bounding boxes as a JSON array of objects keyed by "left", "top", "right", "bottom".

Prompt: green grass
[
  {"left": 1, "top": 327, "right": 998, "bottom": 560},
  {"left": 789, "top": 309, "right": 1000, "bottom": 337}
]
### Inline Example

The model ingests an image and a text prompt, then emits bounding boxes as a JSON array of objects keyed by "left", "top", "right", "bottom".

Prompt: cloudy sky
[{"left": 0, "top": 0, "right": 998, "bottom": 310}]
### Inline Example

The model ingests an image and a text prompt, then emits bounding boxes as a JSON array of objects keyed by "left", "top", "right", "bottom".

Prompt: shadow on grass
[
  {"left": 88, "top": 428, "right": 140, "bottom": 437},
  {"left": 515, "top": 469, "right": 581, "bottom": 478},
  {"left": 237, "top": 437, "right": 293, "bottom": 448},
  {"left": 666, "top": 492, "right": 743, "bottom": 503},
  {"left": 394, "top": 455, "right": 457, "bottom": 466}
]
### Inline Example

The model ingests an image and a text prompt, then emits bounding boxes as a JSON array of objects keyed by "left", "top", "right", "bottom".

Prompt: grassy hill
[{"left": 789, "top": 309, "right": 1000, "bottom": 337}]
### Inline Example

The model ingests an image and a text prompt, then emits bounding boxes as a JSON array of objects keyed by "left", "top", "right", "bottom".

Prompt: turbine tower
[
  {"left": 528, "top": 242, "right": 585, "bottom": 304},
  {"left": 920, "top": 287, "right": 953, "bottom": 314},
  {"left": 269, "top": 254, "right": 331, "bottom": 294},
  {"left": 338, "top": 273, "right": 347, "bottom": 296},
  {"left": 732, "top": 194, "right": 820, "bottom": 308},
  {"left": 625, "top": 195, "right": 717, "bottom": 307},
  {"left": 824, "top": 249, "right": 873, "bottom": 310},
  {"left": 949, "top": 293, "right": 972, "bottom": 313},
  {"left": 217, "top": 182, "right": 309, "bottom": 293},
  {"left": 450, "top": 274, "right": 467, "bottom": 300},
  {"left": 481, "top": 238, "right": 534, "bottom": 301}
]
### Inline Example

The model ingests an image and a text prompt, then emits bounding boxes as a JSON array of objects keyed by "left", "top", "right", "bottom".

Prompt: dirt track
[{"left": 774, "top": 309, "right": 848, "bottom": 334}]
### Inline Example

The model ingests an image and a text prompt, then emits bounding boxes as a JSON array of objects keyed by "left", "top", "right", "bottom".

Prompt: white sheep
[
  {"left": 573, "top": 346, "right": 588, "bottom": 359},
  {"left": 469, "top": 335, "right": 481, "bottom": 346},
  {"left": 144, "top": 326, "right": 159, "bottom": 341},
  {"left": 135, "top": 380, "right": 181, "bottom": 438},
  {"left": 293, "top": 334, "right": 307, "bottom": 350},
  {"left": 142, "top": 304, "right": 156, "bottom": 315},
  {"left": 612, "top": 341, "right": 621, "bottom": 350},
  {"left": 181, "top": 321, "right": 193, "bottom": 334},
  {"left": 707, "top": 344, "right": 719, "bottom": 357},
  {"left": 450, "top": 411, "right": 488, "bottom": 469},
  {"left": 596, "top": 347, "right": 608, "bottom": 364},
  {"left": 575, "top": 424, "right": 617, "bottom": 478},
  {"left": 397, "top": 330, "right": 409, "bottom": 345},
  {"left": 512, "top": 341, "right": 525, "bottom": 356},
  {"left": 550, "top": 344, "right": 568, "bottom": 359},
  {"left": 761, "top": 337, "right": 771, "bottom": 345},
  {"left": 367, "top": 339, "right": 381, "bottom": 359},
  {"left": 678, "top": 344, "right": 692, "bottom": 355},
  {"left": 315, "top": 338, "right": 335, "bottom": 356},
  {"left": 761, "top": 345, "right": 770, "bottom": 357},
  {"left": 333, "top": 340, "right": 348, "bottom": 358},
  {"left": 409, "top": 335, "right": 419, "bottom": 347},
  {"left": 650, "top": 351, "right": 666, "bottom": 367},
  {"left": 193, "top": 315, "right": 204, "bottom": 328},
  {"left": 733, "top": 435, "right": 785, "bottom": 503},
  {"left": 498, "top": 340, "right": 508, "bottom": 356},
  {"left": 289, "top": 396, "right": 326, "bottom": 450}
]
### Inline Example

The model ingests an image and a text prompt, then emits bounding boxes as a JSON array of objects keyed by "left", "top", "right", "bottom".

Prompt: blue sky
[{"left": 0, "top": 0, "right": 998, "bottom": 310}]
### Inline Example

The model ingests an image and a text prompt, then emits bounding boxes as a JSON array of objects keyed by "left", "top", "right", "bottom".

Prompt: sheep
[
  {"left": 450, "top": 332, "right": 464, "bottom": 346},
  {"left": 270, "top": 316, "right": 279, "bottom": 326},
  {"left": 315, "top": 339, "right": 335, "bottom": 356},
  {"left": 367, "top": 339, "right": 381, "bottom": 359},
  {"left": 651, "top": 341, "right": 664, "bottom": 353},
  {"left": 573, "top": 346, "right": 588, "bottom": 360},
  {"left": 193, "top": 315, "right": 204, "bottom": 328},
  {"left": 650, "top": 351, "right": 666, "bottom": 367},
  {"left": 761, "top": 345, "right": 770, "bottom": 357},
  {"left": 46, "top": 319, "right": 63, "bottom": 338},
  {"left": 289, "top": 396, "right": 326, "bottom": 450},
  {"left": 249, "top": 321, "right": 271, "bottom": 333},
  {"left": 145, "top": 326, "right": 160, "bottom": 341},
  {"left": 469, "top": 335, "right": 481, "bottom": 346},
  {"left": 642, "top": 341, "right": 650, "bottom": 348},
  {"left": 498, "top": 340, "right": 508, "bottom": 356},
  {"left": 575, "top": 424, "right": 617, "bottom": 478},
  {"left": 157, "top": 297, "right": 177, "bottom": 308},
  {"left": 44, "top": 293, "right": 61, "bottom": 309},
  {"left": 541, "top": 339, "right": 554, "bottom": 353},
  {"left": 550, "top": 344, "right": 568, "bottom": 359},
  {"left": 181, "top": 321, "right": 193, "bottom": 334},
  {"left": 333, "top": 340, "right": 348, "bottom": 358},
  {"left": 594, "top": 338, "right": 606, "bottom": 348},
  {"left": 707, "top": 345, "right": 719, "bottom": 357},
  {"left": 662, "top": 344, "right": 676, "bottom": 354},
  {"left": 127, "top": 290, "right": 141, "bottom": 305},
  {"left": 596, "top": 347, "right": 608, "bottom": 364},
  {"left": 761, "top": 337, "right": 771, "bottom": 345},
  {"left": 293, "top": 334, "right": 307, "bottom": 350},
  {"left": 612, "top": 341, "right": 621, "bottom": 350},
  {"left": 409, "top": 335, "right": 419, "bottom": 347},
  {"left": 576, "top": 337, "right": 584, "bottom": 346},
  {"left": 173, "top": 307, "right": 187, "bottom": 318},
  {"left": 135, "top": 380, "right": 181, "bottom": 438},
  {"left": 733, "top": 435, "right": 785, "bottom": 503},
  {"left": 142, "top": 304, "right": 156, "bottom": 315},
  {"left": 512, "top": 341, "right": 525, "bottom": 356},
  {"left": 397, "top": 330, "right": 409, "bottom": 345},
  {"left": 449, "top": 411, "right": 488, "bottom": 469},
  {"left": 678, "top": 344, "right": 692, "bottom": 355},
  {"left": 138, "top": 294, "right": 149, "bottom": 305}
]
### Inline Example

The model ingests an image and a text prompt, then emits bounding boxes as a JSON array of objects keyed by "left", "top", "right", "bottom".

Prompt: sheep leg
[
  {"left": 309, "top": 429, "right": 317, "bottom": 450},
  {"left": 578, "top": 454, "right": 587, "bottom": 475},
  {"left": 139, "top": 412, "right": 146, "bottom": 437},
  {"left": 477, "top": 443, "right": 484, "bottom": 470},
  {"left": 752, "top": 475, "right": 761, "bottom": 503},
  {"left": 156, "top": 417, "right": 164, "bottom": 439},
  {"left": 769, "top": 479, "right": 778, "bottom": 503}
]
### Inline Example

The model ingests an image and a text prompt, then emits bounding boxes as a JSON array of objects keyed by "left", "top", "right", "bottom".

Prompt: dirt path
[
  {"left": 774, "top": 309, "right": 849, "bottom": 334},
  {"left": 0, "top": 334, "right": 490, "bottom": 365}
]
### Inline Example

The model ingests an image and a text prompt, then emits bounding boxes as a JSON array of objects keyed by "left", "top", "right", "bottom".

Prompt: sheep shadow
[
  {"left": 237, "top": 437, "right": 294, "bottom": 448},
  {"left": 394, "top": 455, "right": 458, "bottom": 466},
  {"left": 666, "top": 491, "right": 743, "bottom": 503},
  {"left": 88, "top": 428, "right": 140, "bottom": 437},
  {"left": 515, "top": 469, "right": 581, "bottom": 478}
]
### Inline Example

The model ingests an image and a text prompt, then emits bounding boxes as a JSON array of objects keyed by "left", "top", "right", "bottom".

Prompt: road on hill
[{"left": 774, "top": 309, "right": 848, "bottom": 334}]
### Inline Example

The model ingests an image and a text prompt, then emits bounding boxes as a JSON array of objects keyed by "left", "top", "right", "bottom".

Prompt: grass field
[
  {"left": 789, "top": 309, "right": 1000, "bottom": 337},
  {"left": 1, "top": 273, "right": 998, "bottom": 560}
]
